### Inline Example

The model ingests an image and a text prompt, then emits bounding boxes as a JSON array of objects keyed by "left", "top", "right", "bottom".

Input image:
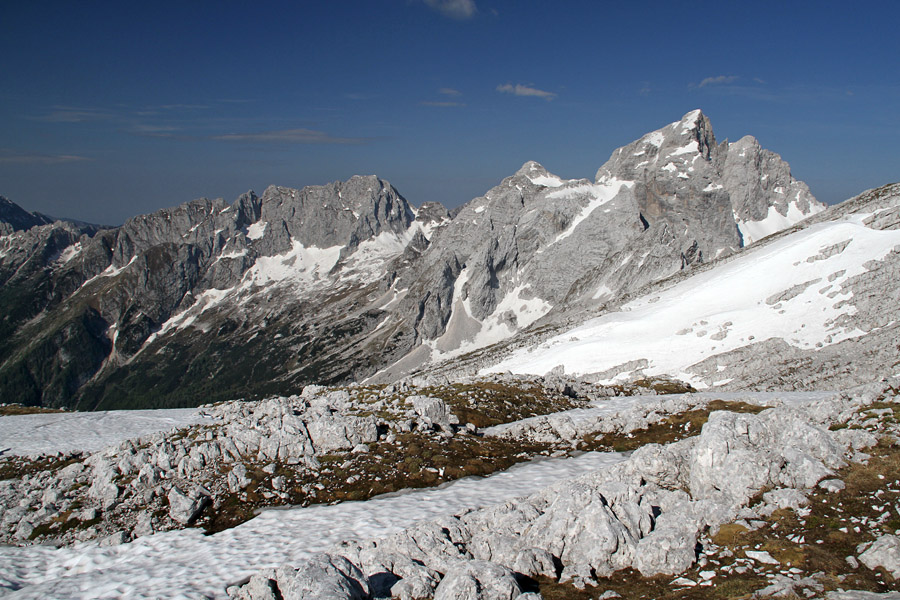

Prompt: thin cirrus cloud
[
  {"left": 0, "top": 150, "right": 90, "bottom": 164},
  {"left": 420, "top": 101, "right": 466, "bottom": 107},
  {"left": 496, "top": 83, "right": 557, "bottom": 101},
  {"left": 32, "top": 106, "right": 115, "bottom": 123},
  {"left": 698, "top": 75, "right": 740, "bottom": 88},
  {"left": 212, "top": 128, "right": 369, "bottom": 145},
  {"left": 422, "top": 88, "right": 465, "bottom": 107},
  {"left": 422, "top": 0, "right": 477, "bottom": 19}
]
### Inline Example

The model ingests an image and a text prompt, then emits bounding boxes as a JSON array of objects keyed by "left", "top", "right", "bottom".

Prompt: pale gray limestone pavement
[
  {"left": 233, "top": 383, "right": 895, "bottom": 599},
  {"left": 432, "top": 561, "right": 524, "bottom": 600},
  {"left": 0, "top": 385, "right": 455, "bottom": 546}
]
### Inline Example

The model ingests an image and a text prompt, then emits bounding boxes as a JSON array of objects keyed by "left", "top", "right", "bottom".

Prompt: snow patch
[
  {"left": 528, "top": 174, "right": 564, "bottom": 188},
  {"left": 542, "top": 179, "right": 634, "bottom": 248},
  {"left": 644, "top": 131, "right": 665, "bottom": 147},
  {"left": 0, "top": 451, "right": 624, "bottom": 599},
  {"left": 669, "top": 140, "right": 699, "bottom": 156},
  {"left": 0, "top": 409, "right": 213, "bottom": 457},
  {"left": 243, "top": 240, "right": 342, "bottom": 288},
  {"left": 56, "top": 243, "right": 82, "bottom": 265},
  {"left": 246, "top": 221, "right": 267, "bottom": 241},
  {"left": 339, "top": 229, "right": 418, "bottom": 283},
  {"left": 738, "top": 201, "right": 812, "bottom": 246}
]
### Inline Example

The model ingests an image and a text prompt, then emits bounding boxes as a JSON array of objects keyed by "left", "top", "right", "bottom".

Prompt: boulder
[
  {"left": 432, "top": 560, "right": 522, "bottom": 600},
  {"left": 279, "top": 554, "right": 370, "bottom": 600},
  {"left": 859, "top": 534, "right": 900, "bottom": 578},
  {"left": 410, "top": 396, "right": 456, "bottom": 432},
  {"left": 167, "top": 486, "right": 209, "bottom": 524}
]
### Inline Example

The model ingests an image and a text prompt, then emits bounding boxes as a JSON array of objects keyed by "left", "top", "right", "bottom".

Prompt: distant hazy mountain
[{"left": 0, "top": 196, "right": 54, "bottom": 235}]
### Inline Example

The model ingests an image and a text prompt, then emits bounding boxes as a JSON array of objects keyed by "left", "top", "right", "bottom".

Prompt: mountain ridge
[{"left": 0, "top": 110, "right": 830, "bottom": 409}]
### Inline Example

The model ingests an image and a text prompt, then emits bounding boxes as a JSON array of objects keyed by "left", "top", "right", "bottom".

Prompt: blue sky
[{"left": 1, "top": 0, "right": 897, "bottom": 224}]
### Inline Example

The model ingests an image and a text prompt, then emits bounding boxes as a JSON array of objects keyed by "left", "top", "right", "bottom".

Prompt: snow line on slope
[{"left": 0, "top": 451, "right": 625, "bottom": 599}]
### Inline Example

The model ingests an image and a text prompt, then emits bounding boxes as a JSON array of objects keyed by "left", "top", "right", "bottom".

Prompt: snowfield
[
  {"left": 484, "top": 212, "right": 900, "bottom": 386},
  {"left": 0, "top": 409, "right": 212, "bottom": 457}
]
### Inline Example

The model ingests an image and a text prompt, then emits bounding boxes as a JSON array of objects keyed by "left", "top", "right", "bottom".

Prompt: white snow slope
[
  {"left": 0, "top": 410, "right": 212, "bottom": 457},
  {"left": 484, "top": 210, "right": 900, "bottom": 386}
]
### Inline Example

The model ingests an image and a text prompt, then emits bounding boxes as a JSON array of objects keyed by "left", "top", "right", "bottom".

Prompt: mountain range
[{"left": 0, "top": 109, "right": 876, "bottom": 411}]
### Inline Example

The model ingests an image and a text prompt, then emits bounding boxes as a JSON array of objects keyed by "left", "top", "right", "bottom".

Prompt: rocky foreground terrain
[
  {"left": 2, "top": 110, "right": 899, "bottom": 599},
  {"left": 2, "top": 376, "right": 900, "bottom": 599}
]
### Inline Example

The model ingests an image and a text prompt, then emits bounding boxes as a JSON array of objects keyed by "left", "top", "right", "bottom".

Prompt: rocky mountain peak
[
  {"left": 415, "top": 201, "right": 451, "bottom": 225},
  {"left": 596, "top": 109, "right": 718, "bottom": 183}
]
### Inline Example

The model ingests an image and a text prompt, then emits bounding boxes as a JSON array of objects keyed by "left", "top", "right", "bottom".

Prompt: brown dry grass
[
  {"left": 0, "top": 404, "right": 67, "bottom": 416},
  {"left": 579, "top": 400, "right": 765, "bottom": 453}
]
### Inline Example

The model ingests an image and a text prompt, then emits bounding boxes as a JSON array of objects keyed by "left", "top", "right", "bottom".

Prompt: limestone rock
[
  {"left": 279, "top": 554, "right": 370, "bottom": 600},
  {"left": 410, "top": 396, "right": 455, "bottom": 431},
  {"left": 859, "top": 534, "right": 900, "bottom": 577},
  {"left": 167, "top": 486, "right": 209, "bottom": 524},
  {"left": 432, "top": 560, "right": 522, "bottom": 600}
]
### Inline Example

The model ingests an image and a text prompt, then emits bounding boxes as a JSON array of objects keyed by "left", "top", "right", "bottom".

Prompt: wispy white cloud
[
  {"left": 422, "top": 0, "right": 477, "bottom": 19},
  {"left": 420, "top": 101, "right": 466, "bottom": 107},
  {"left": 698, "top": 75, "right": 740, "bottom": 88},
  {"left": 127, "top": 124, "right": 186, "bottom": 139},
  {"left": 496, "top": 83, "right": 556, "bottom": 101},
  {"left": 439, "top": 87, "right": 462, "bottom": 96},
  {"left": 32, "top": 106, "right": 115, "bottom": 123},
  {"left": 212, "top": 128, "right": 368, "bottom": 145},
  {"left": 0, "top": 150, "right": 91, "bottom": 164}
]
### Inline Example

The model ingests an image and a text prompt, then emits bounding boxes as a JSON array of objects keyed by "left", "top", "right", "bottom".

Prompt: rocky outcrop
[
  {"left": 0, "top": 383, "right": 480, "bottom": 547},
  {"left": 859, "top": 535, "right": 900, "bottom": 578},
  {"left": 232, "top": 382, "right": 893, "bottom": 600}
]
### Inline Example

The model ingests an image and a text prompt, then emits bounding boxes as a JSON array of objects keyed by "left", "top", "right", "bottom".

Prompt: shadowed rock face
[{"left": 0, "top": 111, "right": 825, "bottom": 409}]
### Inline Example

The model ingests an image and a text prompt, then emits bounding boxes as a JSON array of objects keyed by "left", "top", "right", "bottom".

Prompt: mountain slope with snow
[
  {"left": 480, "top": 183, "right": 900, "bottom": 390},
  {"left": 0, "top": 111, "right": 826, "bottom": 409}
]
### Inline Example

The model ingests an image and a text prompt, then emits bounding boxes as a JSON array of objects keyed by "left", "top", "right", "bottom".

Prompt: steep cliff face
[{"left": 0, "top": 111, "right": 825, "bottom": 408}]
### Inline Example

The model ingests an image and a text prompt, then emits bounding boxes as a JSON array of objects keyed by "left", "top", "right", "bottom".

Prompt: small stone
[
  {"left": 819, "top": 479, "right": 846, "bottom": 493},
  {"left": 745, "top": 550, "right": 780, "bottom": 565}
]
